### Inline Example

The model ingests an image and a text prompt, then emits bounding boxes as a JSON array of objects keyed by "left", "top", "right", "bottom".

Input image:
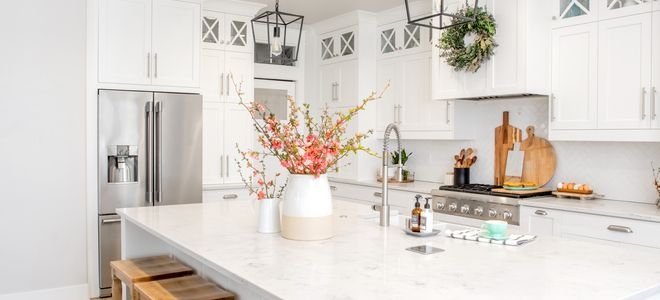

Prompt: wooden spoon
[
  {"left": 466, "top": 148, "right": 474, "bottom": 157},
  {"left": 469, "top": 156, "right": 477, "bottom": 167}
]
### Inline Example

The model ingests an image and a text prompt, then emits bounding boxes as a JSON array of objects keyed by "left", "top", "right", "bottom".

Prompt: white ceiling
[{"left": 249, "top": 0, "right": 406, "bottom": 23}]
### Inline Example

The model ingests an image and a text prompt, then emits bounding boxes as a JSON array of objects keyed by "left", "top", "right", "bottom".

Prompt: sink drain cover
[{"left": 405, "top": 245, "right": 445, "bottom": 255}]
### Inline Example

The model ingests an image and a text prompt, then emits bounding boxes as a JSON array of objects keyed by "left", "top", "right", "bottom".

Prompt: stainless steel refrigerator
[{"left": 97, "top": 90, "right": 202, "bottom": 297}]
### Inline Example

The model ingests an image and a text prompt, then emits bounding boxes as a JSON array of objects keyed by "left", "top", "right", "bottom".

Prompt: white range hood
[{"left": 431, "top": 0, "right": 551, "bottom": 100}]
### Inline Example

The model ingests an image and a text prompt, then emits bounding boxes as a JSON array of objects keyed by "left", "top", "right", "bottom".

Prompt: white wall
[
  {"left": 397, "top": 97, "right": 660, "bottom": 204},
  {"left": 0, "top": 0, "right": 88, "bottom": 297}
]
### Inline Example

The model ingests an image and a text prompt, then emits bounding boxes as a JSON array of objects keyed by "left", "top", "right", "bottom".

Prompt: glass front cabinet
[
  {"left": 320, "top": 28, "right": 357, "bottom": 62},
  {"left": 202, "top": 11, "right": 252, "bottom": 52}
]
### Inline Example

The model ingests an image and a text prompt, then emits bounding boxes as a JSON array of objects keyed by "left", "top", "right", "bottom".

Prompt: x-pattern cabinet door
[
  {"left": 320, "top": 35, "right": 337, "bottom": 60},
  {"left": 403, "top": 24, "right": 421, "bottom": 50},
  {"left": 339, "top": 31, "right": 356, "bottom": 56},
  {"left": 202, "top": 11, "right": 223, "bottom": 49},
  {"left": 225, "top": 15, "right": 252, "bottom": 52},
  {"left": 599, "top": 0, "right": 652, "bottom": 20},
  {"left": 552, "top": 0, "right": 598, "bottom": 28},
  {"left": 380, "top": 27, "right": 397, "bottom": 55}
]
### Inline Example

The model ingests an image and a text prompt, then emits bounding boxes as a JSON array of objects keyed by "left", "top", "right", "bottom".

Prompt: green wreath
[{"left": 437, "top": 5, "right": 497, "bottom": 73}]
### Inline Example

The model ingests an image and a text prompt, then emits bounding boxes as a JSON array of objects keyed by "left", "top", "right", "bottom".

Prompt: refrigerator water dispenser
[{"left": 107, "top": 145, "right": 138, "bottom": 183}]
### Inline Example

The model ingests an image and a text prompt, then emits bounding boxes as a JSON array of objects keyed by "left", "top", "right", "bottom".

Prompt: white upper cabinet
[
  {"left": 98, "top": 0, "right": 200, "bottom": 88},
  {"left": 653, "top": 11, "right": 660, "bottom": 128},
  {"left": 202, "top": 10, "right": 252, "bottom": 53},
  {"left": 319, "top": 60, "right": 358, "bottom": 108},
  {"left": 377, "top": 20, "right": 430, "bottom": 58},
  {"left": 597, "top": 13, "right": 652, "bottom": 129},
  {"left": 319, "top": 27, "right": 357, "bottom": 63},
  {"left": 431, "top": 0, "right": 551, "bottom": 100},
  {"left": 200, "top": 49, "right": 253, "bottom": 103},
  {"left": 550, "top": 23, "right": 598, "bottom": 130},
  {"left": 151, "top": 0, "right": 200, "bottom": 87},
  {"left": 598, "top": 0, "right": 653, "bottom": 20},
  {"left": 98, "top": 0, "right": 152, "bottom": 85},
  {"left": 552, "top": 0, "right": 598, "bottom": 28}
]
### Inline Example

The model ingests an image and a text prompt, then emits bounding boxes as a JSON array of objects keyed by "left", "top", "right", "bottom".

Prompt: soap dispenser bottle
[
  {"left": 411, "top": 195, "right": 423, "bottom": 232},
  {"left": 421, "top": 197, "right": 434, "bottom": 233}
]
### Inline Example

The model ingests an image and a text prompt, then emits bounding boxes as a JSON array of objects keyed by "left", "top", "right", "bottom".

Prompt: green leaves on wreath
[{"left": 437, "top": 4, "right": 497, "bottom": 73}]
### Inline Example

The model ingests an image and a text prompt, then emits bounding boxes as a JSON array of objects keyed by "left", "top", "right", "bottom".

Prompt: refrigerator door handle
[
  {"left": 155, "top": 101, "right": 163, "bottom": 203},
  {"left": 145, "top": 102, "right": 154, "bottom": 205}
]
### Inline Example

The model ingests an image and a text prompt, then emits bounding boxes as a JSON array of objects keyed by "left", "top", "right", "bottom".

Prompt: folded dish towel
[{"left": 445, "top": 229, "right": 537, "bottom": 246}]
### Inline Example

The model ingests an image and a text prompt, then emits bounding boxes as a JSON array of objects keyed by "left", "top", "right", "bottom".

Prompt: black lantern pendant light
[
  {"left": 251, "top": 0, "right": 304, "bottom": 64},
  {"left": 404, "top": 0, "right": 479, "bottom": 30}
]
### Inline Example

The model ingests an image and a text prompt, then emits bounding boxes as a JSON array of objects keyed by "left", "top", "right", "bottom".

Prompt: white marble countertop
[
  {"left": 118, "top": 199, "right": 660, "bottom": 300},
  {"left": 328, "top": 177, "right": 441, "bottom": 194},
  {"left": 520, "top": 197, "right": 660, "bottom": 223}
]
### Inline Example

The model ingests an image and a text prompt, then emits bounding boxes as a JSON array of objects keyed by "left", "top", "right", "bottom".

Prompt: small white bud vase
[
  {"left": 257, "top": 198, "right": 281, "bottom": 234},
  {"left": 281, "top": 174, "right": 333, "bottom": 241}
]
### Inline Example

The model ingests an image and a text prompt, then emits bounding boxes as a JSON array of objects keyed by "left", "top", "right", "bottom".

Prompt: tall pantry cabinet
[{"left": 200, "top": 4, "right": 260, "bottom": 187}]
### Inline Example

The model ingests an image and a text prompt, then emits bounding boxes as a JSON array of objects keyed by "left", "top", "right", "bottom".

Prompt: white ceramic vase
[
  {"left": 281, "top": 174, "right": 334, "bottom": 241},
  {"left": 257, "top": 198, "right": 281, "bottom": 234}
]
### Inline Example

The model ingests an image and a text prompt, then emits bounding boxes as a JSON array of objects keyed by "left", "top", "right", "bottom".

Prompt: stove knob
[
  {"left": 436, "top": 202, "right": 445, "bottom": 210},
  {"left": 488, "top": 209, "right": 497, "bottom": 218},
  {"left": 460, "top": 204, "right": 470, "bottom": 214},
  {"left": 448, "top": 203, "right": 457, "bottom": 212},
  {"left": 503, "top": 211, "right": 513, "bottom": 220},
  {"left": 474, "top": 206, "right": 484, "bottom": 216}
]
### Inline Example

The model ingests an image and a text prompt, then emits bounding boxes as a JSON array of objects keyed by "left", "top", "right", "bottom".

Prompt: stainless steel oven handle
[
  {"left": 101, "top": 218, "right": 121, "bottom": 224},
  {"left": 145, "top": 102, "right": 153, "bottom": 205},
  {"left": 155, "top": 101, "right": 162, "bottom": 203}
]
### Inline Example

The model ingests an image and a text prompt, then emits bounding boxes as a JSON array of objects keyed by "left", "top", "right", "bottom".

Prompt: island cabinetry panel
[
  {"left": 521, "top": 205, "right": 660, "bottom": 249},
  {"left": 98, "top": 0, "right": 200, "bottom": 88}
]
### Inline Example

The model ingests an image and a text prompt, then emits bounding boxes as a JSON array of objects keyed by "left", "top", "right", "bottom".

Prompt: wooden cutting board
[
  {"left": 519, "top": 126, "right": 556, "bottom": 187},
  {"left": 494, "top": 112, "right": 522, "bottom": 186},
  {"left": 491, "top": 188, "right": 552, "bottom": 196}
]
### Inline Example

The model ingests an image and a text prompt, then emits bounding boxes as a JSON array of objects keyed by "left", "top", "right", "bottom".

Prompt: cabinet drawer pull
[
  {"left": 330, "top": 186, "right": 337, "bottom": 191},
  {"left": 550, "top": 94, "right": 557, "bottom": 121},
  {"left": 223, "top": 194, "right": 238, "bottom": 199},
  {"left": 374, "top": 192, "right": 383, "bottom": 197},
  {"left": 607, "top": 225, "right": 633, "bottom": 233},
  {"left": 534, "top": 210, "right": 548, "bottom": 216},
  {"left": 651, "top": 87, "right": 657, "bottom": 120},
  {"left": 446, "top": 101, "right": 450, "bottom": 124}
]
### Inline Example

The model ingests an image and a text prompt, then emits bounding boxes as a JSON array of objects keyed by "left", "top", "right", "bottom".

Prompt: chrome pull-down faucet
[{"left": 380, "top": 123, "right": 403, "bottom": 226}]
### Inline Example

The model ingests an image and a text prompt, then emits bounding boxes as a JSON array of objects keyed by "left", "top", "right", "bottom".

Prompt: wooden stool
[
  {"left": 110, "top": 255, "right": 194, "bottom": 300},
  {"left": 134, "top": 275, "right": 235, "bottom": 300}
]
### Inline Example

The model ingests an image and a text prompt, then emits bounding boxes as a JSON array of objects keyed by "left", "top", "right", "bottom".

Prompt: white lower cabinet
[
  {"left": 329, "top": 181, "right": 428, "bottom": 212},
  {"left": 521, "top": 206, "right": 660, "bottom": 249}
]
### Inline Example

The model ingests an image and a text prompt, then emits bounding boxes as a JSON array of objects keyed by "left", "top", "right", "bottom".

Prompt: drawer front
[
  {"left": 329, "top": 182, "right": 379, "bottom": 202},
  {"left": 520, "top": 206, "right": 557, "bottom": 236},
  {"left": 559, "top": 210, "right": 660, "bottom": 249},
  {"left": 203, "top": 188, "right": 250, "bottom": 203}
]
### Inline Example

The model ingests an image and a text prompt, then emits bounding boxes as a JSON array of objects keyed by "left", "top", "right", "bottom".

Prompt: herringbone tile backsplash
[{"left": 401, "top": 97, "right": 660, "bottom": 204}]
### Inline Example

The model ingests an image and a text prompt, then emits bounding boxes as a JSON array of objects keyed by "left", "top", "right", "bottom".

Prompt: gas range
[{"left": 431, "top": 184, "right": 550, "bottom": 226}]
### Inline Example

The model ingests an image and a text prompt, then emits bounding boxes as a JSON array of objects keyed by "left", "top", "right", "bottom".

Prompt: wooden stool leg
[
  {"left": 130, "top": 284, "right": 139, "bottom": 300},
  {"left": 111, "top": 269, "right": 122, "bottom": 300}
]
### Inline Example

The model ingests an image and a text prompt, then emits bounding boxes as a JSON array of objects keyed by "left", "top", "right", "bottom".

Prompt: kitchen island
[{"left": 117, "top": 199, "right": 660, "bottom": 299}]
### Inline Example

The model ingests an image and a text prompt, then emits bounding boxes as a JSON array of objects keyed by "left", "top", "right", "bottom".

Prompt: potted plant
[
  {"left": 233, "top": 76, "right": 387, "bottom": 240},
  {"left": 390, "top": 149, "right": 414, "bottom": 182}
]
